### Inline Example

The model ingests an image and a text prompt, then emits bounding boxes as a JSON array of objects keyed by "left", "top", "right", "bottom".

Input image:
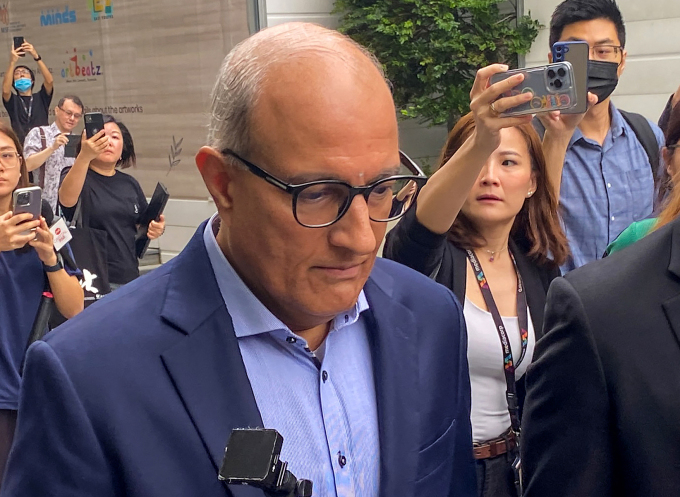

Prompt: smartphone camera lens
[
  {"left": 548, "top": 69, "right": 556, "bottom": 79},
  {"left": 554, "top": 79, "right": 563, "bottom": 89},
  {"left": 17, "top": 192, "right": 30, "bottom": 206},
  {"left": 557, "top": 68, "right": 566, "bottom": 77}
]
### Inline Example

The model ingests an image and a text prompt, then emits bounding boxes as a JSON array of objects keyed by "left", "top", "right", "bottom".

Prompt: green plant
[{"left": 333, "top": 0, "right": 541, "bottom": 127}]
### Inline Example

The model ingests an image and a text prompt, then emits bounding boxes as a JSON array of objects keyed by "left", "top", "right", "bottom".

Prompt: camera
[{"left": 16, "top": 191, "right": 30, "bottom": 206}]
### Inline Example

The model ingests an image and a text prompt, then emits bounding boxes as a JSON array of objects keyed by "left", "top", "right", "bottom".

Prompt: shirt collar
[
  {"left": 203, "top": 213, "right": 369, "bottom": 339},
  {"left": 569, "top": 100, "right": 625, "bottom": 146}
]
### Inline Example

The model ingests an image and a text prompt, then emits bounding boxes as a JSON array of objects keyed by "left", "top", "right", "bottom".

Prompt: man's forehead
[{"left": 560, "top": 18, "right": 621, "bottom": 43}]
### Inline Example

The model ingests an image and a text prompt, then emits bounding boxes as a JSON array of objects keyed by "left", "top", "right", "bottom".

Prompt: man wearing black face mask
[{"left": 543, "top": 0, "right": 665, "bottom": 273}]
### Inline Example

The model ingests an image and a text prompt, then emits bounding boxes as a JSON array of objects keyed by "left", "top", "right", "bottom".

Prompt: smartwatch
[{"left": 43, "top": 260, "right": 63, "bottom": 272}]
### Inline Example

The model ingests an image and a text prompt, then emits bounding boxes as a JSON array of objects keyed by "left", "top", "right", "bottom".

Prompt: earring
[{"left": 526, "top": 191, "right": 534, "bottom": 198}]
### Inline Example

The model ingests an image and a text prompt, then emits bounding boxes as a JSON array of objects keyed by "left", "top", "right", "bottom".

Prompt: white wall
[{"left": 523, "top": 0, "right": 680, "bottom": 120}]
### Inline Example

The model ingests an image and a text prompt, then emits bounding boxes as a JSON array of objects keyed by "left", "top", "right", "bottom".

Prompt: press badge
[{"left": 50, "top": 217, "right": 73, "bottom": 252}]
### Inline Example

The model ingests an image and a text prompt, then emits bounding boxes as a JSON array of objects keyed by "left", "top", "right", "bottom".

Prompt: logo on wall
[
  {"left": 0, "top": 3, "right": 27, "bottom": 33},
  {"left": 61, "top": 48, "right": 104, "bottom": 83},
  {"left": 88, "top": 0, "right": 113, "bottom": 21},
  {"left": 40, "top": 6, "right": 77, "bottom": 26}
]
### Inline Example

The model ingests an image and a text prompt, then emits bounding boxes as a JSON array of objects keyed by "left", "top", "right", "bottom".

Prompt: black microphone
[{"left": 219, "top": 428, "right": 313, "bottom": 497}]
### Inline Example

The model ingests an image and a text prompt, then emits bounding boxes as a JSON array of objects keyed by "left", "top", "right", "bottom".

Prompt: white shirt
[
  {"left": 464, "top": 297, "right": 535, "bottom": 443},
  {"left": 23, "top": 122, "right": 75, "bottom": 213}
]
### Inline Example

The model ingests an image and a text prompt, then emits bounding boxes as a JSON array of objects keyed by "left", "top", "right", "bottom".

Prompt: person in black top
[
  {"left": 59, "top": 115, "right": 165, "bottom": 288},
  {"left": 2, "top": 41, "right": 53, "bottom": 146},
  {"left": 383, "top": 64, "right": 594, "bottom": 497}
]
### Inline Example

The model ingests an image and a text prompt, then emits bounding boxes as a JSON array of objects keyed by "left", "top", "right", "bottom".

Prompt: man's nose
[{"left": 328, "top": 194, "right": 377, "bottom": 255}]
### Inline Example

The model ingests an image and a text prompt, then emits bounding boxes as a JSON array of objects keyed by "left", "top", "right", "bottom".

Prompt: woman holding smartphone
[
  {"left": 384, "top": 64, "right": 593, "bottom": 497},
  {"left": 0, "top": 122, "right": 83, "bottom": 487},
  {"left": 59, "top": 115, "right": 165, "bottom": 290}
]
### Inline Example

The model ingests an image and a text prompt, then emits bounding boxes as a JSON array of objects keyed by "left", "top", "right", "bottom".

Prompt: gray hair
[{"left": 207, "top": 22, "right": 387, "bottom": 157}]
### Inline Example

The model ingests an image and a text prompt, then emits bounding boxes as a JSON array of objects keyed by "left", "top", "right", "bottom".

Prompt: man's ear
[
  {"left": 195, "top": 146, "right": 236, "bottom": 215},
  {"left": 618, "top": 49, "right": 627, "bottom": 77}
]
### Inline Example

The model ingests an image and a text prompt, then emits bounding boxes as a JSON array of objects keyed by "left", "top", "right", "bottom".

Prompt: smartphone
[
  {"left": 489, "top": 61, "right": 577, "bottom": 117},
  {"left": 84, "top": 112, "right": 105, "bottom": 138},
  {"left": 13, "top": 36, "right": 25, "bottom": 57},
  {"left": 64, "top": 134, "right": 81, "bottom": 158},
  {"left": 12, "top": 186, "right": 41, "bottom": 236},
  {"left": 552, "top": 41, "right": 589, "bottom": 114}
]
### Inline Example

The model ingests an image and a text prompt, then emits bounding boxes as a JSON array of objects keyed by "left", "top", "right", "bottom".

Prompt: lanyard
[
  {"left": 19, "top": 95, "right": 33, "bottom": 120},
  {"left": 466, "top": 248, "right": 528, "bottom": 434}
]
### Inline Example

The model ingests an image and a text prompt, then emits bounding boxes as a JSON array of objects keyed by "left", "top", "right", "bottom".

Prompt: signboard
[{"left": 1, "top": 0, "right": 251, "bottom": 198}]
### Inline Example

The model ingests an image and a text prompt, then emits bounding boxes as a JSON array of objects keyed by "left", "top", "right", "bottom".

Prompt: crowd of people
[{"left": 0, "top": 0, "right": 679, "bottom": 496}]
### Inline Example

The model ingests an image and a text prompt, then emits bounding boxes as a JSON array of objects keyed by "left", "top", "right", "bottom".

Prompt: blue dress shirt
[
  {"left": 559, "top": 103, "right": 664, "bottom": 272},
  {"left": 203, "top": 216, "right": 380, "bottom": 497}
]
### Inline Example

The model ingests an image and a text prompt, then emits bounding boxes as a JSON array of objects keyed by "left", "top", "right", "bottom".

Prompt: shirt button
[
  {"left": 338, "top": 452, "right": 347, "bottom": 468},
  {"left": 607, "top": 183, "right": 612, "bottom": 188},
  {"left": 286, "top": 336, "right": 297, "bottom": 344},
  {"left": 322, "top": 371, "right": 328, "bottom": 382},
  {"left": 611, "top": 216, "right": 616, "bottom": 221}
]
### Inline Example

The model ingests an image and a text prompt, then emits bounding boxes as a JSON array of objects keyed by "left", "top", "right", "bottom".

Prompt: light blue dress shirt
[
  {"left": 559, "top": 103, "right": 664, "bottom": 272},
  {"left": 203, "top": 216, "right": 380, "bottom": 497}
]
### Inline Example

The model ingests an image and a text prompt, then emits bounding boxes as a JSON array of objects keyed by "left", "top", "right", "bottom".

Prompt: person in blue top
[
  {"left": 547, "top": 0, "right": 665, "bottom": 272},
  {"left": 0, "top": 122, "right": 83, "bottom": 488}
]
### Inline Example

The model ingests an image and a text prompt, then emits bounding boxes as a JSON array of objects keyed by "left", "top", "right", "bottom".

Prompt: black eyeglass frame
[{"left": 223, "top": 149, "right": 428, "bottom": 228}]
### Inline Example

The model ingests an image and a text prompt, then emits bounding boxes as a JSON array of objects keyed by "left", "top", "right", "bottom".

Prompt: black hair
[
  {"left": 57, "top": 95, "right": 84, "bottom": 112},
  {"left": 549, "top": 0, "right": 626, "bottom": 49},
  {"left": 666, "top": 103, "right": 680, "bottom": 150},
  {"left": 13, "top": 65, "right": 35, "bottom": 91},
  {"left": 103, "top": 114, "right": 136, "bottom": 169}
]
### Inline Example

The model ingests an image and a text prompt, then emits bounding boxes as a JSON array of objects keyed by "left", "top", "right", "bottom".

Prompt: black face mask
[{"left": 587, "top": 60, "right": 619, "bottom": 104}]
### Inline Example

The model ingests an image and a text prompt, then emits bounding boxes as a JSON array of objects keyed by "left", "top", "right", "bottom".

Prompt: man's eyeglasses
[
  {"left": 14, "top": 69, "right": 31, "bottom": 77},
  {"left": 0, "top": 151, "right": 22, "bottom": 169},
  {"left": 223, "top": 149, "right": 428, "bottom": 228},
  {"left": 590, "top": 44, "right": 623, "bottom": 63},
  {"left": 58, "top": 106, "right": 82, "bottom": 120},
  {"left": 668, "top": 144, "right": 680, "bottom": 152}
]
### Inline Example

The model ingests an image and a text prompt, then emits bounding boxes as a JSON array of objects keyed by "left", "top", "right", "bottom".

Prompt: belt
[{"left": 473, "top": 430, "right": 517, "bottom": 460}]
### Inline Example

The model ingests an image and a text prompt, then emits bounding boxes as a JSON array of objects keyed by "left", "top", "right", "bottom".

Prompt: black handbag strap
[
  {"left": 37, "top": 126, "right": 47, "bottom": 189},
  {"left": 68, "top": 197, "right": 84, "bottom": 229}
]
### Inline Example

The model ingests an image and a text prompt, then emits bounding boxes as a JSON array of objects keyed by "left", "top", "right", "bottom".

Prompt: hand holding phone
[
  {"left": 489, "top": 61, "right": 577, "bottom": 117},
  {"left": 552, "top": 41, "right": 589, "bottom": 114}
]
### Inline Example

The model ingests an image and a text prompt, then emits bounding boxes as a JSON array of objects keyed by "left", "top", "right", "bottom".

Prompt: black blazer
[
  {"left": 383, "top": 208, "right": 561, "bottom": 412},
  {"left": 522, "top": 216, "right": 680, "bottom": 496}
]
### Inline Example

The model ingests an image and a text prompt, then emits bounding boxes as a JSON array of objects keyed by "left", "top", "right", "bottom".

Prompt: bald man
[{"left": 1, "top": 23, "right": 476, "bottom": 497}]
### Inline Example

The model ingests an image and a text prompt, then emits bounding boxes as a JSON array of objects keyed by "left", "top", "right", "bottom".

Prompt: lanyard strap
[
  {"left": 466, "top": 249, "right": 528, "bottom": 433},
  {"left": 19, "top": 95, "right": 33, "bottom": 120}
]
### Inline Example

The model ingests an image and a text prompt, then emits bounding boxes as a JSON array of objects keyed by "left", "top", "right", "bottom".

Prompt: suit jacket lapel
[
  {"left": 663, "top": 221, "right": 680, "bottom": 346},
  {"left": 364, "top": 265, "right": 419, "bottom": 497},
  {"left": 158, "top": 224, "right": 264, "bottom": 496}
]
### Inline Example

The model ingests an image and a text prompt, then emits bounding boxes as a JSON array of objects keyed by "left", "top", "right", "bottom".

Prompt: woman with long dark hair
[{"left": 384, "top": 65, "right": 587, "bottom": 496}]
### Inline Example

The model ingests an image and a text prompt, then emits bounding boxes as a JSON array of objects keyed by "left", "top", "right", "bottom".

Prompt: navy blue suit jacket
[{"left": 2, "top": 223, "right": 475, "bottom": 497}]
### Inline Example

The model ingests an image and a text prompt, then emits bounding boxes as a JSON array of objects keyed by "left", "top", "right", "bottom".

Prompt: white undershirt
[{"left": 464, "top": 297, "right": 535, "bottom": 443}]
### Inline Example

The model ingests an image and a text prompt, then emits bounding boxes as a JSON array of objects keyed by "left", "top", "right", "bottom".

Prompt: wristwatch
[
  {"left": 34, "top": 55, "right": 41, "bottom": 61},
  {"left": 43, "top": 260, "right": 63, "bottom": 272}
]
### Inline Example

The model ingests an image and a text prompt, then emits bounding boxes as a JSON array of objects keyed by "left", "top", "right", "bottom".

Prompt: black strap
[
  {"left": 38, "top": 126, "right": 47, "bottom": 189},
  {"left": 68, "top": 198, "right": 84, "bottom": 229},
  {"left": 619, "top": 110, "right": 659, "bottom": 177},
  {"left": 466, "top": 249, "right": 528, "bottom": 434},
  {"left": 19, "top": 94, "right": 33, "bottom": 120}
]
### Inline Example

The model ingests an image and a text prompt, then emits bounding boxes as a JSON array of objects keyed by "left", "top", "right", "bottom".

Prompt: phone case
[
  {"left": 489, "top": 61, "right": 577, "bottom": 116},
  {"left": 84, "top": 113, "right": 105, "bottom": 138},
  {"left": 12, "top": 186, "right": 42, "bottom": 236},
  {"left": 552, "top": 41, "right": 589, "bottom": 114}
]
